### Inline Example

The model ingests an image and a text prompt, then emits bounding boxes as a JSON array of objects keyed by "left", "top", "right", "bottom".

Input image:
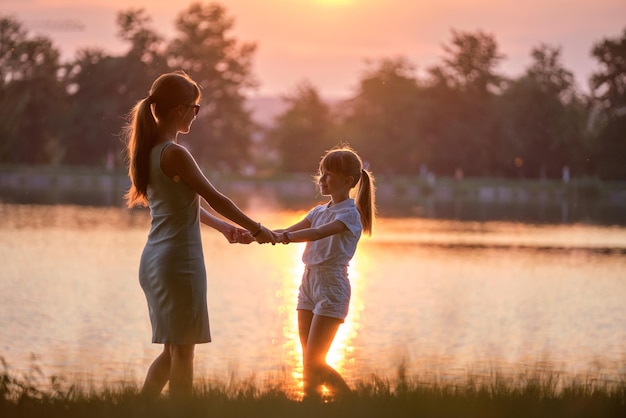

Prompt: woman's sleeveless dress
[{"left": 138, "top": 141, "right": 211, "bottom": 344}]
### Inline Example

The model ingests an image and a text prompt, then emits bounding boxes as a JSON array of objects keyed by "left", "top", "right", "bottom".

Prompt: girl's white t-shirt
[{"left": 301, "top": 198, "right": 362, "bottom": 267}]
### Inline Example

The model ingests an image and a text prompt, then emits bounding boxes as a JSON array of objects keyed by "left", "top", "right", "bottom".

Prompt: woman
[{"left": 123, "top": 71, "right": 275, "bottom": 399}]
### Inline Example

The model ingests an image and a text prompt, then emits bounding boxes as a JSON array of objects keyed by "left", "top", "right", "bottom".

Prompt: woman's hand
[
  {"left": 220, "top": 224, "right": 237, "bottom": 243},
  {"left": 220, "top": 224, "right": 254, "bottom": 244},
  {"left": 233, "top": 227, "right": 255, "bottom": 244},
  {"left": 253, "top": 225, "right": 276, "bottom": 245}
]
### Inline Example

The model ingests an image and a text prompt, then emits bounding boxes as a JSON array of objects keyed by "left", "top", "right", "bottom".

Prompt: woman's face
[{"left": 178, "top": 102, "right": 200, "bottom": 134}]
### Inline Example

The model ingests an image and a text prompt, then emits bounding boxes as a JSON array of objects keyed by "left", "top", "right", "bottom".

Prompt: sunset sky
[{"left": 3, "top": 0, "right": 625, "bottom": 97}]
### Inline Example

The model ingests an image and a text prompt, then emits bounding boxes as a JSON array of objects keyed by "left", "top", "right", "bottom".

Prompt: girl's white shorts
[{"left": 297, "top": 265, "right": 351, "bottom": 321}]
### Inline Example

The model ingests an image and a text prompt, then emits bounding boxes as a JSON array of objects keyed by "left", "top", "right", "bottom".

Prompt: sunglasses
[{"left": 190, "top": 104, "right": 200, "bottom": 115}]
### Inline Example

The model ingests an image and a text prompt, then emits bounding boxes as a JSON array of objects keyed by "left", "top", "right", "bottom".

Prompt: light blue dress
[{"left": 139, "top": 141, "right": 211, "bottom": 344}]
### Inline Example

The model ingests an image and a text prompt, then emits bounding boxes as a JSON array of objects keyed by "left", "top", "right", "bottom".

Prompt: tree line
[{"left": 1, "top": 2, "right": 625, "bottom": 180}]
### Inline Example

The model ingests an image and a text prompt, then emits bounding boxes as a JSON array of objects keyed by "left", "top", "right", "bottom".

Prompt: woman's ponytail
[
  {"left": 123, "top": 71, "right": 201, "bottom": 208},
  {"left": 124, "top": 97, "right": 157, "bottom": 207}
]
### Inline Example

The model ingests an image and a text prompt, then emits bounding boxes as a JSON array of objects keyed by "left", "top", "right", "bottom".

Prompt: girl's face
[{"left": 319, "top": 169, "right": 351, "bottom": 197}]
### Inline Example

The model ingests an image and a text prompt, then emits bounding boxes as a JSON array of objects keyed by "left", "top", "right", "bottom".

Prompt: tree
[
  {"left": 340, "top": 57, "right": 424, "bottom": 175},
  {"left": 61, "top": 9, "right": 167, "bottom": 166},
  {"left": 591, "top": 28, "right": 626, "bottom": 114},
  {"left": 266, "top": 81, "right": 336, "bottom": 173},
  {"left": 422, "top": 30, "right": 505, "bottom": 176},
  {"left": 62, "top": 49, "right": 129, "bottom": 165},
  {"left": 116, "top": 8, "right": 167, "bottom": 73},
  {"left": 167, "top": 2, "right": 258, "bottom": 171},
  {"left": 438, "top": 29, "right": 505, "bottom": 96},
  {"left": 0, "top": 15, "right": 65, "bottom": 164},
  {"left": 498, "top": 44, "right": 588, "bottom": 178},
  {"left": 590, "top": 27, "right": 626, "bottom": 180}
]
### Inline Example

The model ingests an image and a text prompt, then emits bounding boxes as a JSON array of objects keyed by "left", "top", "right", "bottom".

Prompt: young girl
[
  {"left": 274, "top": 146, "right": 375, "bottom": 400},
  {"left": 123, "top": 71, "right": 275, "bottom": 399}
]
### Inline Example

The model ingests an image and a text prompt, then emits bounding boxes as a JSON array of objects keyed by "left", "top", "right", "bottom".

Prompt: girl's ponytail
[{"left": 356, "top": 168, "right": 376, "bottom": 236}]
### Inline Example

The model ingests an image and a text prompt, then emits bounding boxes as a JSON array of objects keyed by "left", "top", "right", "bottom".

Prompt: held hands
[
  {"left": 223, "top": 225, "right": 255, "bottom": 244},
  {"left": 221, "top": 223, "right": 280, "bottom": 245},
  {"left": 273, "top": 230, "right": 291, "bottom": 244},
  {"left": 233, "top": 228, "right": 255, "bottom": 244},
  {"left": 251, "top": 224, "right": 276, "bottom": 245},
  {"left": 231, "top": 223, "right": 293, "bottom": 245}
]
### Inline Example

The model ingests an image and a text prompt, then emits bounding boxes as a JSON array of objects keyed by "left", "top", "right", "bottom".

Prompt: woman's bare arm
[{"left": 160, "top": 143, "right": 274, "bottom": 243}]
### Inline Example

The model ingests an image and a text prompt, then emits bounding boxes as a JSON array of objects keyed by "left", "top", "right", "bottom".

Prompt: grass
[{"left": 1, "top": 358, "right": 625, "bottom": 418}]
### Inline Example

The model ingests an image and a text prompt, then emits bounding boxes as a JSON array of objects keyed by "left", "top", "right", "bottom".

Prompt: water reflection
[
  {"left": 1, "top": 204, "right": 625, "bottom": 390},
  {"left": 275, "top": 246, "right": 304, "bottom": 388}
]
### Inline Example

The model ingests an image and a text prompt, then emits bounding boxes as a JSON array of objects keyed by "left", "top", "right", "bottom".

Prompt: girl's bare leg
[
  {"left": 141, "top": 344, "right": 171, "bottom": 398},
  {"left": 169, "top": 344, "right": 195, "bottom": 399},
  {"left": 298, "top": 309, "right": 314, "bottom": 351},
  {"left": 298, "top": 310, "right": 351, "bottom": 399},
  {"left": 298, "top": 310, "right": 316, "bottom": 398}
]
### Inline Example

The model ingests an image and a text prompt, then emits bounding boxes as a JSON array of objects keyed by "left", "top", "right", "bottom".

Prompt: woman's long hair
[
  {"left": 122, "top": 71, "right": 201, "bottom": 207},
  {"left": 318, "top": 145, "right": 376, "bottom": 235}
]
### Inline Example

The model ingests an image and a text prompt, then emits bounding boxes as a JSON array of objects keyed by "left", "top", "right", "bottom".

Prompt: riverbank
[
  {"left": 1, "top": 164, "right": 626, "bottom": 223},
  {"left": 1, "top": 361, "right": 624, "bottom": 418}
]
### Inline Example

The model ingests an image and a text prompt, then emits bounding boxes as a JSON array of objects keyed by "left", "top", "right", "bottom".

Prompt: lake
[{"left": 0, "top": 202, "right": 625, "bottom": 391}]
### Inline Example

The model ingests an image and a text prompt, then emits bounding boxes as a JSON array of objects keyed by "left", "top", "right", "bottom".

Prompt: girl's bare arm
[{"left": 278, "top": 219, "right": 347, "bottom": 243}]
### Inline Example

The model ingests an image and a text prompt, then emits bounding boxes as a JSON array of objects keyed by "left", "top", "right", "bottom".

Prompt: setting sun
[{"left": 315, "top": 0, "right": 354, "bottom": 6}]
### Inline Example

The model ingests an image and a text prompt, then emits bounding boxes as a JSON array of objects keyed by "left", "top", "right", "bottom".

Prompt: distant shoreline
[
  {"left": 1, "top": 164, "right": 626, "bottom": 224},
  {"left": 2, "top": 164, "right": 625, "bottom": 201}
]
